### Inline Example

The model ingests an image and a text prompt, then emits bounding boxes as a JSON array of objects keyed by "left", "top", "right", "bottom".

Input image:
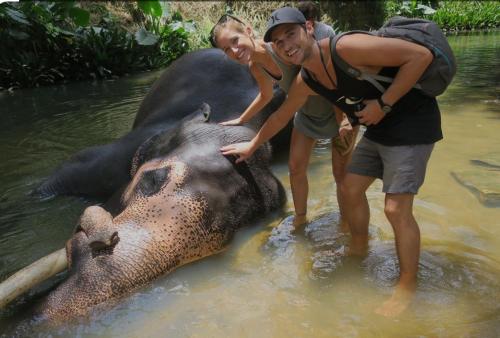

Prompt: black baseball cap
[{"left": 263, "top": 7, "right": 306, "bottom": 42}]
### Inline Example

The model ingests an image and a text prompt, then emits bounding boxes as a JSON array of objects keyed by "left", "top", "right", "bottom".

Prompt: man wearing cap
[{"left": 221, "top": 6, "right": 442, "bottom": 317}]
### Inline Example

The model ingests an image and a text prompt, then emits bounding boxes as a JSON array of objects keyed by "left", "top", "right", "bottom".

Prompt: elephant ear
[
  {"left": 130, "top": 132, "right": 164, "bottom": 177},
  {"left": 200, "top": 102, "right": 210, "bottom": 122},
  {"left": 130, "top": 103, "right": 212, "bottom": 177},
  {"left": 180, "top": 102, "right": 211, "bottom": 124}
]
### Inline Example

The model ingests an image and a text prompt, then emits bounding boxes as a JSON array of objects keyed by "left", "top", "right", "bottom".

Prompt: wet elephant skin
[
  {"left": 35, "top": 48, "right": 289, "bottom": 200},
  {"left": 31, "top": 50, "right": 289, "bottom": 323}
]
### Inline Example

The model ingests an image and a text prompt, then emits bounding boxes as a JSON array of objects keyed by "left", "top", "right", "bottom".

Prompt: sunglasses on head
[{"left": 209, "top": 13, "right": 245, "bottom": 47}]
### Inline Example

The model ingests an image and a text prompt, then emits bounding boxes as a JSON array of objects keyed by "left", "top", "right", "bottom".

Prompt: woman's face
[{"left": 216, "top": 23, "right": 254, "bottom": 65}]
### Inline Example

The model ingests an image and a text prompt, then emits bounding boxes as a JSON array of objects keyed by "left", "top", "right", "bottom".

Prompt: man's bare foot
[
  {"left": 346, "top": 236, "right": 368, "bottom": 256},
  {"left": 375, "top": 286, "right": 415, "bottom": 317},
  {"left": 292, "top": 213, "right": 307, "bottom": 232}
]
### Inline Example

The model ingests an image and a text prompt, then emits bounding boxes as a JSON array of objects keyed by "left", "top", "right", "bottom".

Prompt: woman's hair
[
  {"left": 209, "top": 14, "right": 247, "bottom": 47},
  {"left": 297, "top": 1, "right": 320, "bottom": 21}
]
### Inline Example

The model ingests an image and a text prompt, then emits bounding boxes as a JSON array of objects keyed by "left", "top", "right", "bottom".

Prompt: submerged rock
[
  {"left": 470, "top": 157, "right": 500, "bottom": 169},
  {"left": 451, "top": 169, "right": 500, "bottom": 207}
]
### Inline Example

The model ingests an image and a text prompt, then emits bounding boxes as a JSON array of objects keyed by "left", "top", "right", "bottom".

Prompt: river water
[{"left": 0, "top": 32, "right": 499, "bottom": 337}]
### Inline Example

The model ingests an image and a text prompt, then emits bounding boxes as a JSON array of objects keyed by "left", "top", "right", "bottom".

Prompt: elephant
[
  {"left": 4, "top": 49, "right": 292, "bottom": 323},
  {"left": 34, "top": 48, "right": 290, "bottom": 202}
]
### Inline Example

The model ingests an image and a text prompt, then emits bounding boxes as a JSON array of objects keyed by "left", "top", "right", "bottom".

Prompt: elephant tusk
[{"left": 0, "top": 248, "right": 67, "bottom": 309}]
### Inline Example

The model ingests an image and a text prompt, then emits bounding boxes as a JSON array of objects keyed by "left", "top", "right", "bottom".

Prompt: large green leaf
[
  {"left": 137, "top": 1, "right": 162, "bottom": 18},
  {"left": 8, "top": 29, "right": 30, "bottom": 40},
  {"left": 31, "top": 4, "right": 51, "bottom": 22},
  {"left": 5, "top": 7, "right": 30, "bottom": 25},
  {"left": 135, "top": 28, "right": 159, "bottom": 45},
  {"left": 69, "top": 7, "right": 90, "bottom": 26}
]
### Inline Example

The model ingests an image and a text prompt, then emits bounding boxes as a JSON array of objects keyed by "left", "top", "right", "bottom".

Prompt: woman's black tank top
[{"left": 301, "top": 36, "right": 443, "bottom": 146}]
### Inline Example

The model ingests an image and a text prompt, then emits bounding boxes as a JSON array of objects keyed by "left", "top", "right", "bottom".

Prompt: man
[{"left": 221, "top": 7, "right": 442, "bottom": 317}]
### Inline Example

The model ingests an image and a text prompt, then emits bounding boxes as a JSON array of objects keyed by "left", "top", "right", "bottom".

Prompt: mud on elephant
[{"left": 1, "top": 49, "right": 290, "bottom": 323}]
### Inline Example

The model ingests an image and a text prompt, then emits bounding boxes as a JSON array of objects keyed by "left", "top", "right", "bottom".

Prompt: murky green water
[{"left": 1, "top": 32, "right": 499, "bottom": 337}]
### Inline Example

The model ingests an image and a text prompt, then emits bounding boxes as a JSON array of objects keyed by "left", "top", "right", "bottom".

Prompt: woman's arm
[
  {"left": 337, "top": 34, "right": 433, "bottom": 125},
  {"left": 221, "top": 73, "right": 315, "bottom": 162},
  {"left": 220, "top": 63, "right": 275, "bottom": 126}
]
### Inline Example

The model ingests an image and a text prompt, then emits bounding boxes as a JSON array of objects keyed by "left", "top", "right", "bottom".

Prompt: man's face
[{"left": 270, "top": 22, "right": 314, "bottom": 65}]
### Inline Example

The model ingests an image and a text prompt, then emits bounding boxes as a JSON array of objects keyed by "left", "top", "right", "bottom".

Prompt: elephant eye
[{"left": 136, "top": 166, "right": 171, "bottom": 196}]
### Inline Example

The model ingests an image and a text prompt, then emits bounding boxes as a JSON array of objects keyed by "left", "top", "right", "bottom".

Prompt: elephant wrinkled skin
[{"left": 30, "top": 49, "right": 289, "bottom": 322}]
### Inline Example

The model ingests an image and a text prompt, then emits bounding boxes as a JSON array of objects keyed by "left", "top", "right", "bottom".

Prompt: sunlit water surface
[{"left": 0, "top": 32, "right": 499, "bottom": 337}]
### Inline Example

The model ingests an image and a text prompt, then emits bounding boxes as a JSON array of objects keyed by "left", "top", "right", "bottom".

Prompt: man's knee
[{"left": 384, "top": 197, "right": 414, "bottom": 225}]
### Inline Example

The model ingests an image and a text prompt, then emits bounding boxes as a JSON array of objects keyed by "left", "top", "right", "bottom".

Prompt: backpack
[{"left": 332, "top": 16, "right": 457, "bottom": 97}]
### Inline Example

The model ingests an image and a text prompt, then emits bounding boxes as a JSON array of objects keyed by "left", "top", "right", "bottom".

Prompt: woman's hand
[
  {"left": 219, "top": 117, "right": 243, "bottom": 126},
  {"left": 338, "top": 115, "right": 353, "bottom": 138},
  {"left": 220, "top": 142, "right": 255, "bottom": 163},
  {"left": 334, "top": 117, "right": 356, "bottom": 156},
  {"left": 355, "top": 99, "right": 385, "bottom": 126}
]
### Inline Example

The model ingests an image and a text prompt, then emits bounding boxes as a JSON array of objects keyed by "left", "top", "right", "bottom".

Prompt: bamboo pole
[{"left": 0, "top": 248, "right": 67, "bottom": 308}]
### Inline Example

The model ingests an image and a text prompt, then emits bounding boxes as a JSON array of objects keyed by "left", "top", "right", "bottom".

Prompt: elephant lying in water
[
  {"left": 35, "top": 48, "right": 289, "bottom": 200},
  {"left": 2, "top": 49, "right": 290, "bottom": 323},
  {"left": 39, "top": 104, "right": 286, "bottom": 322}
]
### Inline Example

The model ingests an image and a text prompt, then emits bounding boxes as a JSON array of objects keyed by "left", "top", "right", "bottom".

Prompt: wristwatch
[{"left": 377, "top": 97, "right": 392, "bottom": 114}]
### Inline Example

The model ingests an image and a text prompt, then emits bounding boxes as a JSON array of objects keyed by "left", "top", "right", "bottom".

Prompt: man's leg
[
  {"left": 375, "top": 193, "right": 419, "bottom": 317},
  {"left": 288, "top": 128, "right": 316, "bottom": 229},
  {"left": 374, "top": 142, "right": 434, "bottom": 317},
  {"left": 331, "top": 127, "right": 359, "bottom": 232},
  {"left": 341, "top": 173, "right": 375, "bottom": 255}
]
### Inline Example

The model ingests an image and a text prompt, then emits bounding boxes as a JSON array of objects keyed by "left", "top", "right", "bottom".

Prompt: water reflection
[{"left": 1, "top": 33, "right": 500, "bottom": 336}]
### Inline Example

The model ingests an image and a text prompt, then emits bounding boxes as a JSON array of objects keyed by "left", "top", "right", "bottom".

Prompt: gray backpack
[{"left": 332, "top": 16, "right": 457, "bottom": 97}]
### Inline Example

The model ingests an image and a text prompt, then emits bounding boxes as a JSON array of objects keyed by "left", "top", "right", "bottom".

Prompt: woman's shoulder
[{"left": 314, "top": 22, "right": 336, "bottom": 39}]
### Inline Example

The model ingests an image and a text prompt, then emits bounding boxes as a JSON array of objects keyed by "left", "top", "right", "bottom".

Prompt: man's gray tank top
[{"left": 262, "top": 22, "right": 338, "bottom": 139}]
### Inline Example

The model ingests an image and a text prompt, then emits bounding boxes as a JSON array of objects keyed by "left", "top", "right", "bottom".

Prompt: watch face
[{"left": 382, "top": 105, "right": 392, "bottom": 114}]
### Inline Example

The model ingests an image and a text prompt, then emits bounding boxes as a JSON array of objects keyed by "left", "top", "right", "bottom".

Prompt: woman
[{"left": 210, "top": 12, "right": 356, "bottom": 231}]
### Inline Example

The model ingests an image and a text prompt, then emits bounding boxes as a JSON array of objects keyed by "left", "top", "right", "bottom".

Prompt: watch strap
[{"left": 377, "top": 97, "right": 392, "bottom": 113}]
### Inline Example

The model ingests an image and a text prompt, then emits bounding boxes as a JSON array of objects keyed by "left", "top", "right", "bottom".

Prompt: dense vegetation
[
  {"left": 384, "top": 0, "right": 499, "bottom": 32},
  {"left": 1, "top": 1, "right": 498, "bottom": 91},
  {"left": 170, "top": 0, "right": 499, "bottom": 50},
  {"left": 0, "top": 1, "right": 193, "bottom": 90}
]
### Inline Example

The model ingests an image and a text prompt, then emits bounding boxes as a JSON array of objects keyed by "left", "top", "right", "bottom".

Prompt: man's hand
[
  {"left": 219, "top": 117, "right": 243, "bottom": 126},
  {"left": 220, "top": 142, "right": 255, "bottom": 163},
  {"left": 355, "top": 99, "right": 386, "bottom": 126}
]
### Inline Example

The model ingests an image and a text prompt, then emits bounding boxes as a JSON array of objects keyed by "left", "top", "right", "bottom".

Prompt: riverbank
[{"left": 1, "top": 1, "right": 498, "bottom": 91}]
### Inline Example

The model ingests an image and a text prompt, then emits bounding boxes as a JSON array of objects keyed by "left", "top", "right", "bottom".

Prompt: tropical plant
[{"left": 0, "top": 0, "right": 193, "bottom": 90}]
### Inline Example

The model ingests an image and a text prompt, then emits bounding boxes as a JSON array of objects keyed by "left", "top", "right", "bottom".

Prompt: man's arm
[
  {"left": 337, "top": 34, "right": 433, "bottom": 125},
  {"left": 221, "top": 73, "right": 316, "bottom": 162}
]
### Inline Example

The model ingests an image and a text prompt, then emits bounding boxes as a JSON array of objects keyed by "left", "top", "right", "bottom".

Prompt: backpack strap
[{"left": 331, "top": 31, "right": 424, "bottom": 93}]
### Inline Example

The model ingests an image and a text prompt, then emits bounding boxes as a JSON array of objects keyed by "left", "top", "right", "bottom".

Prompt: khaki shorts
[
  {"left": 293, "top": 111, "right": 339, "bottom": 140},
  {"left": 348, "top": 137, "right": 434, "bottom": 194}
]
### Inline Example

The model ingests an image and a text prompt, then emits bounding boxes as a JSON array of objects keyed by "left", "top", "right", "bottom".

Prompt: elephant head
[{"left": 36, "top": 105, "right": 286, "bottom": 322}]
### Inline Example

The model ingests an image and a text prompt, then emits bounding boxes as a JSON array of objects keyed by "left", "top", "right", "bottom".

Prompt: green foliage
[
  {"left": 0, "top": 0, "right": 191, "bottom": 90},
  {"left": 430, "top": 1, "right": 500, "bottom": 31},
  {"left": 385, "top": 1, "right": 500, "bottom": 31}
]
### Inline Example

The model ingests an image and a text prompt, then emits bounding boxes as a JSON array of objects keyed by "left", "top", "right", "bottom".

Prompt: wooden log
[{"left": 0, "top": 248, "right": 67, "bottom": 308}]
